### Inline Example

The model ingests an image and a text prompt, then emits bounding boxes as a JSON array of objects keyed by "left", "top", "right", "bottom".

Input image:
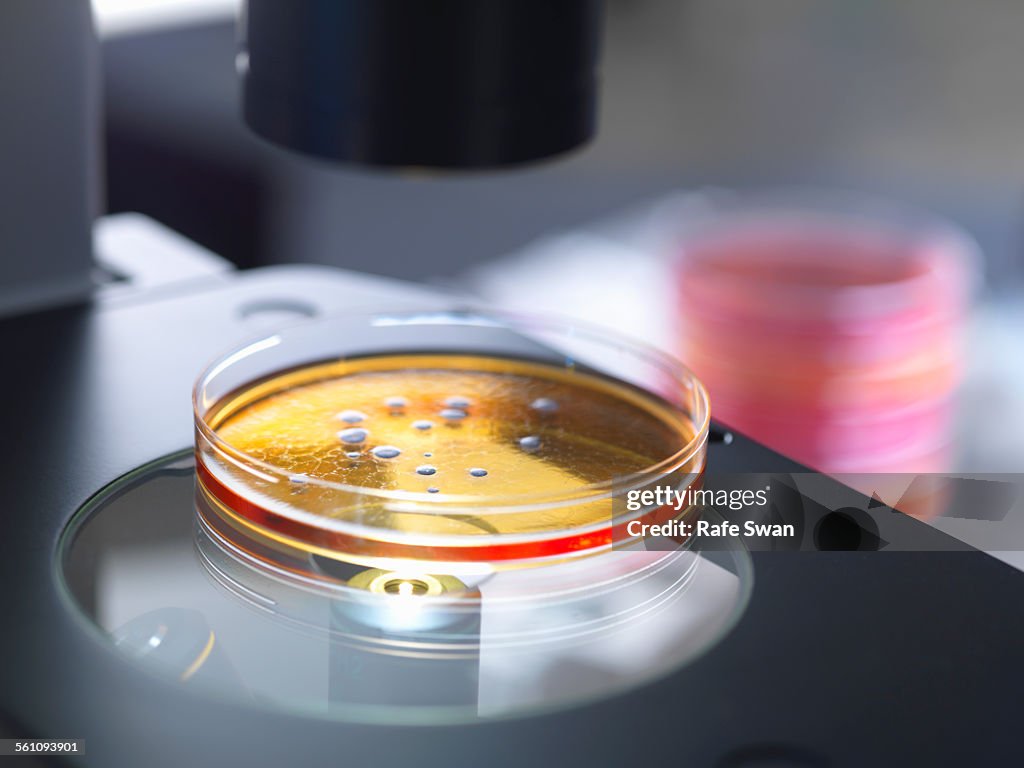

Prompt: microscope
[{"left": 1, "top": 2, "right": 1022, "bottom": 766}]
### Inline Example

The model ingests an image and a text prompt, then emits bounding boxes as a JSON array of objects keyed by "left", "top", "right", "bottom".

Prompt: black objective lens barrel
[{"left": 240, "top": 0, "right": 603, "bottom": 169}]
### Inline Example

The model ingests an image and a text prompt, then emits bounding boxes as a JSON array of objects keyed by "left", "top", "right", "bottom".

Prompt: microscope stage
[{"left": 3, "top": 252, "right": 1022, "bottom": 767}]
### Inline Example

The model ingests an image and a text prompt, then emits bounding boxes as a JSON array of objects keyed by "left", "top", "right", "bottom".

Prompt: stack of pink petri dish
[{"left": 675, "top": 193, "right": 977, "bottom": 481}]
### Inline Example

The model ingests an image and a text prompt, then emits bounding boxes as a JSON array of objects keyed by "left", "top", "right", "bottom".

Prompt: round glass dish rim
[
  {"left": 192, "top": 307, "right": 711, "bottom": 510},
  {"left": 54, "top": 454, "right": 755, "bottom": 727},
  {"left": 674, "top": 188, "right": 982, "bottom": 309}
]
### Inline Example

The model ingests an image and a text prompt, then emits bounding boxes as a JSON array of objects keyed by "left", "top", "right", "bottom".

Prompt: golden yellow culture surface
[{"left": 204, "top": 354, "right": 697, "bottom": 539}]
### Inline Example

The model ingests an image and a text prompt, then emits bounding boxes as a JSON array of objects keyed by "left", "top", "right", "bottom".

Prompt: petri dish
[
  {"left": 672, "top": 191, "right": 977, "bottom": 479},
  {"left": 193, "top": 310, "right": 711, "bottom": 572}
]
